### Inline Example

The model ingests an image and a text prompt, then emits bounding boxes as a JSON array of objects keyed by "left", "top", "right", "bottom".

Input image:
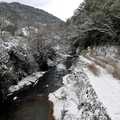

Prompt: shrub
[
  {"left": 5, "top": 25, "right": 18, "bottom": 36},
  {"left": 93, "top": 60, "right": 106, "bottom": 68},
  {"left": 89, "top": 49, "right": 95, "bottom": 57},
  {"left": 88, "top": 63, "right": 100, "bottom": 76},
  {"left": 81, "top": 50, "right": 88, "bottom": 56},
  {"left": 112, "top": 68, "right": 120, "bottom": 80}
]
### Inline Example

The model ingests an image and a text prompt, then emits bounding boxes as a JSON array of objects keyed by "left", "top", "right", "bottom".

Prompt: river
[{"left": 0, "top": 57, "right": 73, "bottom": 120}]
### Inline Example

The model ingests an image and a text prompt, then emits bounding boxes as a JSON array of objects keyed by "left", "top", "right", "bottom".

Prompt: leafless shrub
[{"left": 88, "top": 64, "right": 100, "bottom": 76}]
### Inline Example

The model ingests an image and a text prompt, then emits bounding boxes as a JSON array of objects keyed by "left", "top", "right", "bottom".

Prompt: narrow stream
[{"left": 0, "top": 57, "right": 73, "bottom": 120}]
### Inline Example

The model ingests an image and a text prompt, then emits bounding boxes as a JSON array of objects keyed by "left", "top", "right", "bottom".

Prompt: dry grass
[
  {"left": 89, "top": 49, "right": 95, "bottom": 57},
  {"left": 92, "top": 58, "right": 120, "bottom": 80},
  {"left": 109, "top": 61, "right": 117, "bottom": 68},
  {"left": 88, "top": 64, "right": 100, "bottom": 76},
  {"left": 82, "top": 49, "right": 120, "bottom": 80},
  {"left": 94, "top": 57, "right": 117, "bottom": 68},
  {"left": 93, "top": 59, "right": 106, "bottom": 68},
  {"left": 106, "top": 65, "right": 114, "bottom": 74},
  {"left": 84, "top": 55, "right": 106, "bottom": 69},
  {"left": 112, "top": 68, "right": 120, "bottom": 80},
  {"left": 81, "top": 50, "right": 88, "bottom": 56},
  {"left": 83, "top": 55, "right": 90, "bottom": 60}
]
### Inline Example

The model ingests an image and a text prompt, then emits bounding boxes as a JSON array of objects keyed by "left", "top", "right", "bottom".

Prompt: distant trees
[
  {"left": 28, "top": 23, "right": 59, "bottom": 69},
  {"left": 30, "top": 36, "right": 54, "bottom": 68},
  {"left": 0, "top": 7, "right": 19, "bottom": 37},
  {"left": 5, "top": 25, "right": 18, "bottom": 36},
  {"left": 0, "top": 7, "right": 8, "bottom": 37}
]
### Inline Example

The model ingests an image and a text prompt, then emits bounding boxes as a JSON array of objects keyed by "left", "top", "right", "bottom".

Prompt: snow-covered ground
[
  {"left": 49, "top": 56, "right": 110, "bottom": 120},
  {"left": 81, "top": 56, "right": 120, "bottom": 120},
  {"left": 9, "top": 71, "right": 46, "bottom": 93}
]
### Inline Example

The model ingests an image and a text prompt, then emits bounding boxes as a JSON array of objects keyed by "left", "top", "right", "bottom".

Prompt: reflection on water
[{"left": 1, "top": 95, "right": 50, "bottom": 120}]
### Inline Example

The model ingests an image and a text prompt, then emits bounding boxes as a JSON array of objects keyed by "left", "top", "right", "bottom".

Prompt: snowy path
[{"left": 81, "top": 56, "right": 120, "bottom": 120}]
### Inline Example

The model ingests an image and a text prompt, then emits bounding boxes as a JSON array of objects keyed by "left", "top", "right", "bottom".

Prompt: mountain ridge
[{"left": 0, "top": 2, "right": 62, "bottom": 23}]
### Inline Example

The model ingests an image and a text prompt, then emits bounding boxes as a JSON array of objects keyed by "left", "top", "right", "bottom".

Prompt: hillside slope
[{"left": 0, "top": 2, "right": 61, "bottom": 23}]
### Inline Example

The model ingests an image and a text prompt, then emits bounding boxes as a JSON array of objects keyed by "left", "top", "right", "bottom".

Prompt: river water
[{"left": 0, "top": 57, "right": 72, "bottom": 120}]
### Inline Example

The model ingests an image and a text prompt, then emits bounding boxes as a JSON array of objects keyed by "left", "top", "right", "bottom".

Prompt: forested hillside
[
  {"left": 0, "top": 2, "right": 61, "bottom": 23},
  {"left": 67, "top": 0, "right": 120, "bottom": 50}
]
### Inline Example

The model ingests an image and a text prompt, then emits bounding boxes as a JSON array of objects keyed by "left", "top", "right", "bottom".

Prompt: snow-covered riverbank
[
  {"left": 9, "top": 71, "right": 46, "bottom": 93},
  {"left": 49, "top": 56, "right": 110, "bottom": 120}
]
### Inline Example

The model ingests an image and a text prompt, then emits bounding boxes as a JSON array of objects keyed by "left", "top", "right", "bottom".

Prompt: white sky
[{"left": 0, "top": 0, "right": 84, "bottom": 21}]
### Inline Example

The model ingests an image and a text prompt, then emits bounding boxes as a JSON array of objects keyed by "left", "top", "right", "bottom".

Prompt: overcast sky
[{"left": 0, "top": 0, "right": 84, "bottom": 21}]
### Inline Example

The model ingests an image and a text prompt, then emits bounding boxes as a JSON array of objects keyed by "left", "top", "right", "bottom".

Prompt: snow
[
  {"left": 57, "top": 63, "right": 66, "bottom": 71},
  {"left": 49, "top": 75, "right": 82, "bottom": 120},
  {"left": 47, "top": 58, "right": 54, "bottom": 66},
  {"left": 81, "top": 56, "right": 120, "bottom": 120},
  {"left": 54, "top": 45, "right": 61, "bottom": 50},
  {"left": 56, "top": 52, "right": 72, "bottom": 58},
  {"left": 2, "top": 42, "right": 17, "bottom": 50},
  {"left": 49, "top": 56, "right": 109, "bottom": 120},
  {"left": 22, "top": 27, "right": 38, "bottom": 36},
  {"left": 13, "top": 96, "right": 17, "bottom": 100},
  {"left": 46, "top": 85, "right": 49, "bottom": 87},
  {"left": 9, "top": 71, "right": 46, "bottom": 93},
  {"left": 22, "top": 28, "right": 28, "bottom": 36}
]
